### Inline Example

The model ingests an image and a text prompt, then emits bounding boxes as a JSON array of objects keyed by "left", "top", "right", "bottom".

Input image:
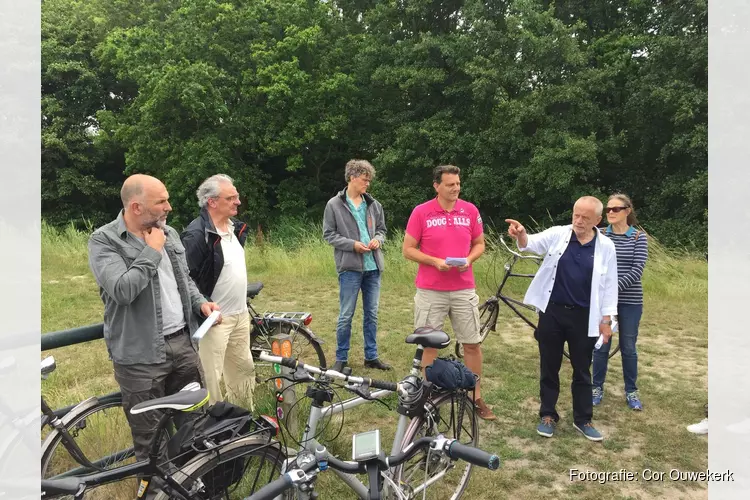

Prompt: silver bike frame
[{"left": 260, "top": 351, "right": 423, "bottom": 500}]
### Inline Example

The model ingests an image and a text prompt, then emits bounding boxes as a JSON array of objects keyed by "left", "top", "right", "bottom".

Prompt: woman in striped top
[{"left": 592, "top": 193, "right": 648, "bottom": 411}]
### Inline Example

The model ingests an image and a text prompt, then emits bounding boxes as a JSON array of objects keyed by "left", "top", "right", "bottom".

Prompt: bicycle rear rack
[{"left": 261, "top": 311, "right": 311, "bottom": 323}]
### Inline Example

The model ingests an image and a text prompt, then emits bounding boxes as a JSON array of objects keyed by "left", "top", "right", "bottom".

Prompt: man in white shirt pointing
[{"left": 506, "top": 196, "right": 618, "bottom": 441}]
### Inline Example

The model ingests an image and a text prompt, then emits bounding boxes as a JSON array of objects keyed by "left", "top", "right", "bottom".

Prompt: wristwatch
[{"left": 600, "top": 320, "right": 613, "bottom": 326}]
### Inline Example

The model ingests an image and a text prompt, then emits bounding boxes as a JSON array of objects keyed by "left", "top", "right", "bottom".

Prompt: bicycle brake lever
[
  {"left": 292, "top": 366, "right": 315, "bottom": 381},
  {"left": 346, "top": 382, "right": 377, "bottom": 401},
  {"left": 346, "top": 383, "right": 392, "bottom": 410}
]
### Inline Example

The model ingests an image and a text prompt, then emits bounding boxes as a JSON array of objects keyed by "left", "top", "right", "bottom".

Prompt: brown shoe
[{"left": 475, "top": 398, "right": 497, "bottom": 421}]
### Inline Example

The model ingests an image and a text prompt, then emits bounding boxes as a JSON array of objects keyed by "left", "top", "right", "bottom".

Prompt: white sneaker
[
  {"left": 726, "top": 417, "right": 750, "bottom": 434},
  {"left": 687, "top": 418, "right": 708, "bottom": 435}
]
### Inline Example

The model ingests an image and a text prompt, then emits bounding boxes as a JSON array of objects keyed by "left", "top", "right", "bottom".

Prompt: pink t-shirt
[{"left": 405, "top": 198, "right": 484, "bottom": 291}]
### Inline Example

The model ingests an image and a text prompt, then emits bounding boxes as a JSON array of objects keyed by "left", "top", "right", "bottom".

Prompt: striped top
[{"left": 603, "top": 225, "right": 648, "bottom": 305}]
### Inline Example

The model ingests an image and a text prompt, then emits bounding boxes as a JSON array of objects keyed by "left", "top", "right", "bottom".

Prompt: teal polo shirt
[{"left": 346, "top": 194, "right": 378, "bottom": 271}]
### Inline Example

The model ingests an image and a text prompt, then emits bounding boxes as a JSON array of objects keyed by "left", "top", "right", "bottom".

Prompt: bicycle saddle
[
  {"left": 247, "top": 281, "right": 264, "bottom": 299},
  {"left": 405, "top": 327, "right": 451, "bottom": 349},
  {"left": 130, "top": 385, "right": 209, "bottom": 415}
]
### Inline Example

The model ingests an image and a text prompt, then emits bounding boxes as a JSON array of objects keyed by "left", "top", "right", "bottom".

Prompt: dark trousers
[
  {"left": 113, "top": 328, "right": 205, "bottom": 462},
  {"left": 535, "top": 303, "right": 597, "bottom": 426}
]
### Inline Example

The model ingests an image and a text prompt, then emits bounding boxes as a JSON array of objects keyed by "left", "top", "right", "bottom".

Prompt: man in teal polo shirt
[{"left": 323, "top": 160, "right": 392, "bottom": 371}]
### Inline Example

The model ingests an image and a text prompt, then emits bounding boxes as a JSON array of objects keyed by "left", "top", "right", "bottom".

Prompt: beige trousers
[{"left": 198, "top": 310, "right": 255, "bottom": 409}]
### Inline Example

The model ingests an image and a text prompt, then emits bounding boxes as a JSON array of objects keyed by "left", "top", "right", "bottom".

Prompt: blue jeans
[
  {"left": 335, "top": 270, "right": 381, "bottom": 362},
  {"left": 593, "top": 303, "right": 642, "bottom": 393}
]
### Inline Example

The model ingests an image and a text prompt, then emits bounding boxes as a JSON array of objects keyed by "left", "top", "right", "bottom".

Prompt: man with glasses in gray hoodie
[{"left": 323, "top": 160, "right": 392, "bottom": 372}]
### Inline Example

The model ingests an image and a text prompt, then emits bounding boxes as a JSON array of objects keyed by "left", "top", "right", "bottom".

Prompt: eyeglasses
[
  {"left": 606, "top": 206, "right": 629, "bottom": 213},
  {"left": 218, "top": 195, "right": 240, "bottom": 202}
]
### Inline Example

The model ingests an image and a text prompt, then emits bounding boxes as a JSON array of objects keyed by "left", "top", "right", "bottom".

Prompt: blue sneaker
[
  {"left": 537, "top": 416, "right": 556, "bottom": 437},
  {"left": 592, "top": 386, "right": 603, "bottom": 406},
  {"left": 574, "top": 422, "right": 603, "bottom": 441},
  {"left": 626, "top": 391, "right": 643, "bottom": 411}
]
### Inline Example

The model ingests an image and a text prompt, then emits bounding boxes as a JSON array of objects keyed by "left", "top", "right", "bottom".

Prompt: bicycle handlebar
[
  {"left": 446, "top": 440, "right": 501, "bottom": 470},
  {"left": 245, "top": 436, "right": 500, "bottom": 500},
  {"left": 498, "top": 237, "right": 541, "bottom": 261},
  {"left": 258, "top": 351, "right": 403, "bottom": 395}
]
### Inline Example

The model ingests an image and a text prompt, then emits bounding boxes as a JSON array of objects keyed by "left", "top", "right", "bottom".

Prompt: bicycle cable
[{"left": 271, "top": 376, "right": 347, "bottom": 450}]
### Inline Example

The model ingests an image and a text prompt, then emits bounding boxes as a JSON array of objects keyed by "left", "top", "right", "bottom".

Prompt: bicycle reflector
[
  {"left": 272, "top": 340, "right": 281, "bottom": 356},
  {"left": 281, "top": 339, "right": 292, "bottom": 358},
  {"left": 260, "top": 415, "right": 280, "bottom": 436},
  {"left": 304, "top": 314, "right": 313, "bottom": 326}
]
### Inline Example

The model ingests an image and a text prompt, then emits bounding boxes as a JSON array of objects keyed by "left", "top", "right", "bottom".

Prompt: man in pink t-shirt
[{"left": 402, "top": 165, "right": 496, "bottom": 420}]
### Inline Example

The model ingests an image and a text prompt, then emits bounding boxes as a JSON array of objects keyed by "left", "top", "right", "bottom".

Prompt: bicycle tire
[
  {"left": 251, "top": 321, "right": 326, "bottom": 368},
  {"left": 390, "top": 391, "right": 478, "bottom": 500},
  {"left": 455, "top": 302, "right": 498, "bottom": 359},
  {"left": 41, "top": 398, "right": 141, "bottom": 499},
  {"left": 152, "top": 436, "right": 286, "bottom": 500},
  {"left": 41, "top": 398, "right": 174, "bottom": 499}
]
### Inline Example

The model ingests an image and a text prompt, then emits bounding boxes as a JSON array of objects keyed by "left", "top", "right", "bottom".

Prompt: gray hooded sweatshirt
[{"left": 323, "top": 189, "right": 386, "bottom": 273}]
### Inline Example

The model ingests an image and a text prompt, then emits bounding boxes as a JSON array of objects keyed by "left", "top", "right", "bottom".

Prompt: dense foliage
[{"left": 42, "top": 0, "right": 707, "bottom": 249}]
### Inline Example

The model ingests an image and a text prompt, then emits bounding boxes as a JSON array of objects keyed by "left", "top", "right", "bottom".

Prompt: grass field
[{"left": 41, "top": 221, "right": 708, "bottom": 499}]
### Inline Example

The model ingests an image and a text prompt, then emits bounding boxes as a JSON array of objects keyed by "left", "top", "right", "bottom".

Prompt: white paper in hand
[
  {"left": 446, "top": 257, "right": 468, "bottom": 267},
  {"left": 594, "top": 334, "right": 605, "bottom": 350},
  {"left": 192, "top": 310, "right": 221, "bottom": 341}
]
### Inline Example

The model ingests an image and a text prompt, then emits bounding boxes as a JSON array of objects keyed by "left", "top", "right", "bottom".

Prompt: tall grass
[{"left": 41, "top": 219, "right": 707, "bottom": 304}]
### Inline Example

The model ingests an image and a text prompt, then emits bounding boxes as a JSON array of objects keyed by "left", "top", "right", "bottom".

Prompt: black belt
[
  {"left": 164, "top": 325, "right": 188, "bottom": 338},
  {"left": 549, "top": 301, "right": 589, "bottom": 310}
]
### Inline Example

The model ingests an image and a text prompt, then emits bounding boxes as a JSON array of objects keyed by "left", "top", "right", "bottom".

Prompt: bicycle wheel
[
  {"left": 41, "top": 399, "right": 138, "bottom": 499},
  {"left": 152, "top": 436, "right": 286, "bottom": 500},
  {"left": 390, "top": 391, "right": 478, "bottom": 500},
  {"left": 455, "top": 302, "right": 498, "bottom": 359},
  {"left": 251, "top": 321, "right": 326, "bottom": 368}
]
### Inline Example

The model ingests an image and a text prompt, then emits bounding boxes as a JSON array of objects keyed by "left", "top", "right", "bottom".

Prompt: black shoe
[
  {"left": 364, "top": 358, "right": 393, "bottom": 371},
  {"left": 331, "top": 360, "right": 347, "bottom": 373}
]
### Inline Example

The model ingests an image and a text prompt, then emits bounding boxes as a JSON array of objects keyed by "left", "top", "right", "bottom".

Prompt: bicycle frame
[
  {"left": 267, "top": 345, "right": 456, "bottom": 500},
  {"left": 293, "top": 391, "right": 406, "bottom": 499},
  {"left": 483, "top": 238, "right": 620, "bottom": 360},
  {"left": 41, "top": 410, "right": 198, "bottom": 500},
  {"left": 489, "top": 252, "right": 539, "bottom": 331},
  {"left": 273, "top": 368, "right": 400, "bottom": 499}
]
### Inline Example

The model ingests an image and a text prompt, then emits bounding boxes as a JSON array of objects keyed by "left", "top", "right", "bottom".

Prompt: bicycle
[
  {"left": 39, "top": 286, "right": 321, "bottom": 491},
  {"left": 259, "top": 325, "right": 486, "bottom": 499},
  {"left": 247, "top": 282, "right": 327, "bottom": 370},
  {"left": 41, "top": 356, "right": 176, "bottom": 499},
  {"left": 41, "top": 382, "right": 286, "bottom": 500},
  {"left": 456, "top": 238, "right": 620, "bottom": 361},
  {"left": 247, "top": 434, "right": 499, "bottom": 500}
]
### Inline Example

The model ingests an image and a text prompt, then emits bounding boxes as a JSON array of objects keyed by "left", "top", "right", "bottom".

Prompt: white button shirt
[{"left": 518, "top": 224, "right": 619, "bottom": 337}]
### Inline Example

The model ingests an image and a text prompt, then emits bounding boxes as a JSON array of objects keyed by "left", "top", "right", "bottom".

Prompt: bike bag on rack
[
  {"left": 165, "top": 401, "right": 274, "bottom": 493},
  {"left": 425, "top": 356, "right": 477, "bottom": 390}
]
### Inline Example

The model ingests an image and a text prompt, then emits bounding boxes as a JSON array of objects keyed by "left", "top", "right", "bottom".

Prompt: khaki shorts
[{"left": 413, "top": 288, "right": 482, "bottom": 345}]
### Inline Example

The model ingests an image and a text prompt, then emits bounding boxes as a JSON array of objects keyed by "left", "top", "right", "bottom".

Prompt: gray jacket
[
  {"left": 323, "top": 189, "right": 386, "bottom": 273},
  {"left": 87, "top": 211, "right": 207, "bottom": 365}
]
